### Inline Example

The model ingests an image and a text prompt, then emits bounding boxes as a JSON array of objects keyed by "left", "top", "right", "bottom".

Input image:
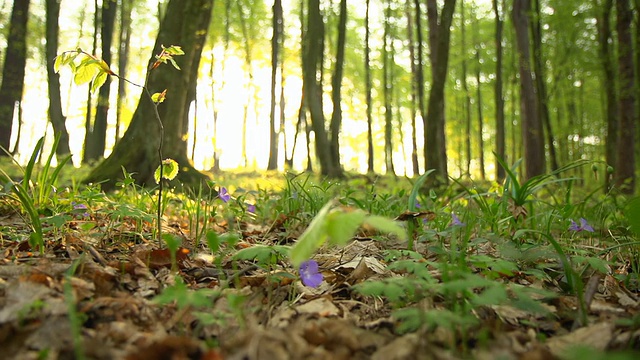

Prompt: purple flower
[
  {"left": 569, "top": 218, "right": 594, "bottom": 233},
  {"left": 72, "top": 202, "right": 87, "bottom": 210},
  {"left": 299, "top": 260, "right": 323, "bottom": 288},
  {"left": 246, "top": 203, "right": 256, "bottom": 213},
  {"left": 219, "top": 187, "right": 230, "bottom": 203},
  {"left": 451, "top": 213, "right": 465, "bottom": 227},
  {"left": 415, "top": 202, "right": 421, "bottom": 209},
  {"left": 71, "top": 202, "right": 89, "bottom": 217}
]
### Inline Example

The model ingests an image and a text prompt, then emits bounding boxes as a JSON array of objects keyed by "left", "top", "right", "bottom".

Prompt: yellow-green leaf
[
  {"left": 90, "top": 71, "right": 108, "bottom": 93},
  {"left": 74, "top": 63, "right": 97, "bottom": 85},
  {"left": 151, "top": 89, "right": 167, "bottom": 103},
  {"left": 326, "top": 209, "right": 366, "bottom": 247},
  {"left": 163, "top": 45, "right": 184, "bottom": 55},
  {"left": 289, "top": 200, "right": 334, "bottom": 267},
  {"left": 154, "top": 158, "right": 179, "bottom": 184},
  {"left": 363, "top": 215, "right": 407, "bottom": 240}
]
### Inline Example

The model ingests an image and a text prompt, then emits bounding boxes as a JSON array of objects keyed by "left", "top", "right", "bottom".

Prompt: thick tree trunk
[
  {"left": 84, "top": 0, "right": 213, "bottom": 190},
  {"left": 512, "top": 0, "right": 545, "bottom": 179},
  {"left": 413, "top": 0, "right": 427, "bottom": 176},
  {"left": 0, "top": 0, "right": 30, "bottom": 155},
  {"left": 493, "top": 0, "right": 506, "bottom": 181},
  {"left": 424, "top": 0, "right": 455, "bottom": 183},
  {"left": 45, "top": 0, "right": 71, "bottom": 156},
  {"left": 329, "top": 0, "right": 347, "bottom": 173},
  {"left": 615, "top": 0, "right": 636, "bottom": 193}
]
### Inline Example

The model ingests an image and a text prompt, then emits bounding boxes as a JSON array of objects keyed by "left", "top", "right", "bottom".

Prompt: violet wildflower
[
  {"left": 72, "top": 202, "right": 87, "bottom": 210},
  {"left": 246, "top": 203, "right": 256, "bottom": 213},
  {"left": 451, "top": 213, "right": 465, "bottom": 227},
  {"left": 219, "top": 187, "right": 230, "bottom": 203},
  {"left": 569, "top": 218, "right": 594, "bottom": 233},
  {"left": 415, "top": 201, "right": 421, "bottom": 209},
  {"left": 71, "top": 202, "right": 90, "bottom": 217},
  {"left": 299, "top": 260, "right": 323, "bottom": 288}
]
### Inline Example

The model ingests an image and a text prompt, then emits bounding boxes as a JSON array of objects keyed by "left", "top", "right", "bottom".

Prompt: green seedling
[
  {"left": 1, "top": 135, "right": 71, "bottom": 254},
  {"left": 56, "top": 45, "right": 184, "bottom": 248},
  {"left": 289, "top": 199, "right": 407, "bottom": 268}
]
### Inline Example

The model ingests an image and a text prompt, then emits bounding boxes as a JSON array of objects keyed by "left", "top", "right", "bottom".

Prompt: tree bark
[
  {"left": 84, "top": 0, "right": 213, "bottom": 190},
  {"left": 365, "top": 0, "right": 374, "bottom": 173},
  {"left": 414, "top": 0, "right": 427, "bottom": 176},
  {"left": 45, "top": 0, "right": 71, "bottom": 156},
  {"left": 328, "top": 0, "right": 347, "bottom": 173},
  {"left": 303, "top": 0, "right": 337, "bottom": 177},
  {"left": 531, "top": 0, "right": 558, "bottom": 173},
  {"left": 115, "top": 0, "right": 133, "bottom": 143},
  {"left": 85, "top": 0, "right": 117, "bottom": 162},
  {"left": 424, "top": 0, "right": 455, "bottom": 183},
  {"left": 473, "top": 9, "right": 485, "bottom": 179},
  {"left": 615, "top": 0, "right": 636, "bottom": 193},
  {"left": 405, "top": 0, "right": 420, "bottom": 176},
  {"left": 595, "top": 0, "right": 616, "bottom": 189},
  {"left": 493, "top": 0, "right": 506, "bottom": 181},
  {"left": 512, "top": 0, "right": 545, "bottom": 179},
  {"left": 0, "top": 0, "right": 30, "bottom": 155},
  {"left": 267, "top": 0, "right": 283, "bottom": 170},
  {"left": 383, "top": 0, "right": 395, "bottom": 175},
  {"left": 83, "top": 0, "right": 100, "bottom": 163},
  {"left": 460, "top": 0, "right": 472, "bottom": 176}
]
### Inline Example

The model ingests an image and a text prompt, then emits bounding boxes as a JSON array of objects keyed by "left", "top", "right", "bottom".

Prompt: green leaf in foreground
[
  {"left": 290, "top": 200, "right": 407, "bottom": 267},
  {"left": 625, "top": 197, "right": 640, "bottom": 236}
]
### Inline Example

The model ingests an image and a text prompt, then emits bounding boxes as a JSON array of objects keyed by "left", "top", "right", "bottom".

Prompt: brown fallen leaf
[{"left": 124, "top": 336, "right": 203, "bottom": 360}]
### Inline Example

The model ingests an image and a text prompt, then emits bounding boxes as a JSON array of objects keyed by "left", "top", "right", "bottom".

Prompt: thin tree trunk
[
  {"left": 267, "top": 0, "right": 283, "bottom": 170},
  {"left": 406, "top": 0, "right": 420, "bottom": 175},
  {"left": 85, "top": 0, "right": 117, "bottom": 162},
  {"left": 82, "top": 0, "right": 100, "bottom": 163},
  {"left": 615, "top": 0, "right": 636, "bottom": 193},
  {"left": 531, "top": 0, "right": 558, "bottom": 173},
  {"left": 328, "top": 0, "right": 346, "bottom": 174},
  {"left": 473, "top": 8, "right": 485, "bottom": 179},
  {"left": 493, "top": 0, "right": 506, "bottom": 181},
  {"left": 0, "top": 0, "right": 30, "bottom": 154},
  {"left": 424, "top": 0, "right": 455, "bottom": 183},
  {"left": 414, "top": 0, "right": 427, "bottom": 176},
  {"left": 365, "top": 0, "right": 374, "bottom": 173},
  {"left": 45, "top": 0, "right": 71, "bottom": 156},
  {"left": 595, "top": 0, "right": 615, "bottom": 189},
  {"left": 235, "top": 1, "right": 253, "bottom": 168},
  {"left": 512, "top": 0, "right": 545, "bottom": 179},
  {"left": 460, "top": 0, "right": 472, "bottom": 176},
  {"left": 383, "top": 0, "right": 395, "bottom": 175},
  {"left": 115, "top": 0, "right": 132, "bottom": 143}
]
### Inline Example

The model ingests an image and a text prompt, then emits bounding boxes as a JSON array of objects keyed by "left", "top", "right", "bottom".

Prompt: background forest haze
[{"left": 0, "top": 0, "right": 637, "bottom": 193}]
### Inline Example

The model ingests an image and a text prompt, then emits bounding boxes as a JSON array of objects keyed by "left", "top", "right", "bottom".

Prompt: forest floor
[{"left": 0, "top": 171, "right": 639, "bottom": 360}]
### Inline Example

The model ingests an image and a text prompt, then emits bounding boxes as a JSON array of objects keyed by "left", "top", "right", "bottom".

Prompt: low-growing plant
[
  {"left": 0, "top": 135, "right": 71, "bottom": 253},
  {"left": 56, "top": 46, "right": 183, "bottom": 248}
]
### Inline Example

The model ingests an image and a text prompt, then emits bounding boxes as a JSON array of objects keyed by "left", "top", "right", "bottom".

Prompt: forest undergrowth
[{"left": 0, "top": 151, "right": 640, "bottom": 360}]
